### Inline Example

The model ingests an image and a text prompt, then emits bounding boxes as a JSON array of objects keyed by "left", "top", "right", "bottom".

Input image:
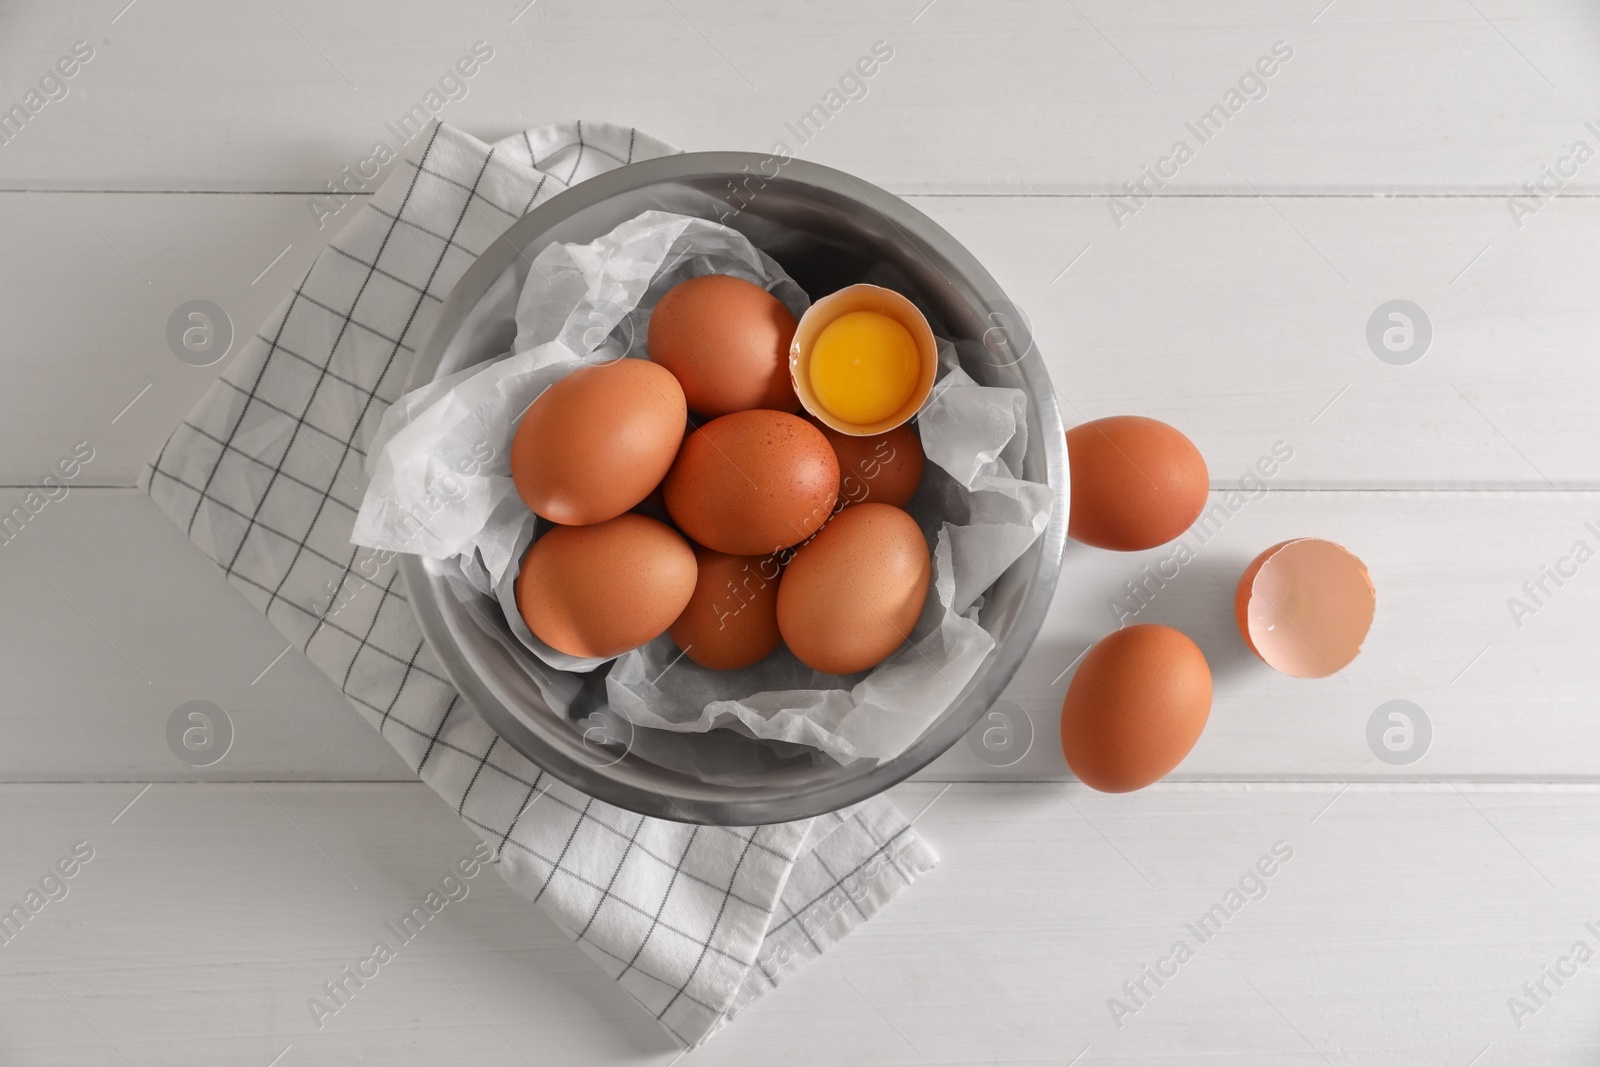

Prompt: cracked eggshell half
[{"left": 1235, "top": 538, "right": 1376, "bottom": 678}]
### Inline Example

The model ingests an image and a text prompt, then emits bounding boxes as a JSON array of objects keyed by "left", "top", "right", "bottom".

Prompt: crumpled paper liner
[{"left": 353, "top": 210, "right": 1052, "bottom": 762}]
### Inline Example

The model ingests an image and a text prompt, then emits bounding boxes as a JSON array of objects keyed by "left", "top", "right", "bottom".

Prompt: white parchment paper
[{"left": 353, "top": 211, "right": 1053, "bottom": 762}]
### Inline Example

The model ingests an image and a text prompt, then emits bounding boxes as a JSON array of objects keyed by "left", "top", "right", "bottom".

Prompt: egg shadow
[{"left": 1118, "top": 552, "right": 1261, "bottom": 688}]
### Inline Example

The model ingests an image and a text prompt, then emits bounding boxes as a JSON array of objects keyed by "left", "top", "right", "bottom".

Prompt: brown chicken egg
[
  {"left": 810, "top": 418, "right": 925, "bottom": 509},
  {"left": 663, "top": 410, "right": 839, "bottom": 556},
  {"left": 1066, "top": 415, "right": 1208, "bottom": 551},
  {"left": 777, "top": 503, "right": 931, "bottom": 675},
  {"left": 1059, "top": 625, "right": 1212, "bottom": 793},
  {"left": 648, "top": 274, "right": 800, "bottom": 417},
  {"left": 510, "top": 359, "right": 687, "bottom": 526},
  {"left": 669, "top": 548, "right": 783, "bottom": 671},
  {"left": 514, "top": 513, "right": 696, "bottom": 659}
]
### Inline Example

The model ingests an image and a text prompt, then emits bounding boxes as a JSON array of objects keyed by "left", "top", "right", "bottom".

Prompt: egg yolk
[{"left": 807, "top": 311, "right": 919, "bottom": 425}]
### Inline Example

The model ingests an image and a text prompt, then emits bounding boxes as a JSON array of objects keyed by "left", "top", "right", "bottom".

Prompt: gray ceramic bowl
[{"left": 400, "top": 152, "right": 1067, "bottom": 825}]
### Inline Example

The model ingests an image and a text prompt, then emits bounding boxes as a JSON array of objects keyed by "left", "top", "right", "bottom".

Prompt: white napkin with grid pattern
[{"left": 145, "top": 120, "right": 937, "bottom": 1049}]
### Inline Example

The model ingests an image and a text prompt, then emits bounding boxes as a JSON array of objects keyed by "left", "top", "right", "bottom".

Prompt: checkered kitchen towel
[{"left": 145, "top": 120, "right": 937, "bottom": 1047}]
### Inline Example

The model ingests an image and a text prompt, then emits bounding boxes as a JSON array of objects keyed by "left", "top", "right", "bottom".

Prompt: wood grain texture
[
  {"left": 0, "top": 0, "right": 1597, "bottom": 194},
  {"left": 3, "top": 0, "right": 1598, "bottom": 1061},
  {"left": 5, "top": 488, "right": 1596, "bottom": 782},
  {"left": 945, "top": 486, "right": 1600, "bottom": 783},
  {"left": 0, "top": 490, "right": 403, "bottom": 782},
  {"left": 1, "top": 781, "right": 1596, "bottom": 1066},
  {"left": 4, "top": 192, "right": 1596, "bottom": 486}
]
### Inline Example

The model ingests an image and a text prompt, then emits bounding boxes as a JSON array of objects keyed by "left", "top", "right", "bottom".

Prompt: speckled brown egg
[
  {"left": 810, "top": 418, "right": 925, "bottom": 509},
  {"left": 776, "top": 503, "right": 930, "bottom": 675},
  {"left": 669, "top": 548, "right": 783, "bottom": 671},
  {"left": 648, "top": 274, "right": 799, "bottom": 417},
  {"left": 663, "top": 410, "right": 839, "bottom": 556},
  {"left": 1059, "top": 625, "right": 1212, "bottom": 793},
  {"left": 514, "top": 513, "right": 696, "bottom": 659},
  {"left": 510, "top": 359, "right": 687, "bottom": 526},
  {"left": 1066, "top": 415, "right": 1208, "bottom": 551}
]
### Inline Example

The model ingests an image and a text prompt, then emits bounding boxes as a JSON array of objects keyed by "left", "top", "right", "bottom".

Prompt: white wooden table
[{"left": 3, "top": 1, "right": 1597, "bottom": 1063}]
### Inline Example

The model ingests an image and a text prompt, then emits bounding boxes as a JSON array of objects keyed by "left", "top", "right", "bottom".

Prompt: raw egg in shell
[{"left": 790, "top": 284, "right": 937, "bottom": 436}]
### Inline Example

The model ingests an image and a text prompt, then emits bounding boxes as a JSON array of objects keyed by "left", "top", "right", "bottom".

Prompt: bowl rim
[{"left": 398, "top": 150, "right": 1068, "bottom": 824}]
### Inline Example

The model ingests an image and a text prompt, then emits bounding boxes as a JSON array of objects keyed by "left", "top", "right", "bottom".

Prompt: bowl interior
[{"left": 400, "top": 153, "right": 1067, "bottom": 824}]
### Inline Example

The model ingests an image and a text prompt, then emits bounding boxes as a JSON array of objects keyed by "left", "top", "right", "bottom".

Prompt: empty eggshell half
[{"left": 1235, "top": 538, "right": 1375, "bottom": 678}]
